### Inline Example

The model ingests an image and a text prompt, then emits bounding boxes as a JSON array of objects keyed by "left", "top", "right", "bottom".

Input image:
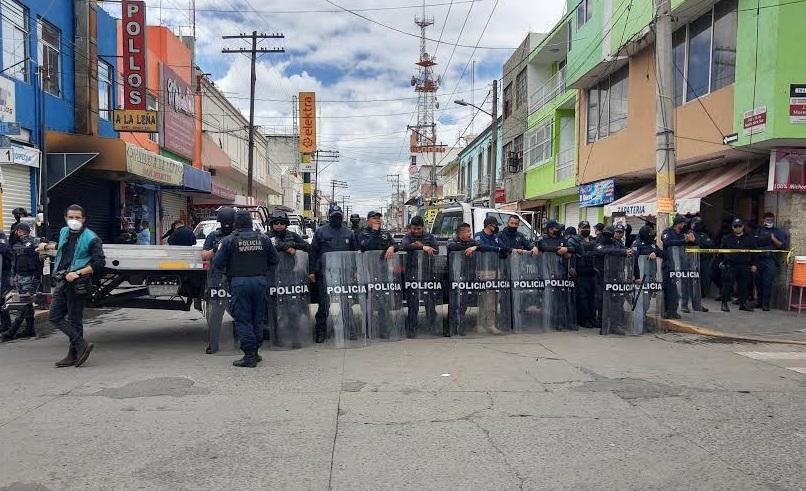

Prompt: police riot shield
[
  {"left": 360, "top": 251, "right": 406, "bottom": 341},
  {"left": 510, "top": 253, "right": 547, "bottom": 333},
  {"left": 321, "top": 251, "right": 368, "bottom": 348},
  {"left": 633, "top": 255, "right": 662, "bottom": 335},
  {"left": 448, "top": 251, "right": 511, "bottom": 336},
  {"left": 601, "top": 255, "right": 635, "bottom": 335},
  {"left": 403, "top": 251, "right": 447, "bottom": 337},
  {"left": 267, "top": 251, "right": 313, "bottom": 349},
  {"left": 663, "top": 246, "right": 702, "bottom": 316},
  {"left": 541, "top": 254, "right": 577, "bottom": 330},
  {"left": 205, "top": 267, "right": 238, "bottom": 355}
]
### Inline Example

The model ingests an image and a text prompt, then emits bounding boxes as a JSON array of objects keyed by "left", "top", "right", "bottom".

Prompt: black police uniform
[
  {"left": 719, "top": 230, "right": 757, "bottom": 311},
  {"left": 569, "top": 231, "right": 596, "bottom": 328},
  {"left": 358, "top": 223, "right": 398, "bottom": 338},
  {"left": 661, "top": 225, "right": 694, "bottom": 317},
  {"left": 401, "top": 227, "right": 440, "bottom": 336},
  {"left": 691, "top": 219, "right": 715, "bottom": 297},
  {"left": 309, "top": 208, "right": 358, "bottom": 342},
  {"left": 269, "top": 228, "right": 310, "bottom": 253},
  {"left": 213, "top": 216, "right": 278, "bottom": 367},
  {"left": 593, "top": 229, "right": 628, "bottom": 331},
  {"left": 496, "top": 226, "right": 533, "bottom": 251},
  {"left": 202, "top": 209, "right": 235, "bottom": 354},
  {"left": 0, "top": 232, "right": 13, "bottom": 334},
  {"left": 754, "top": 225, "right": 788, "bottom": 310},
  {"left": 4, "top": 233, "right": 43, "bottom": 339}
]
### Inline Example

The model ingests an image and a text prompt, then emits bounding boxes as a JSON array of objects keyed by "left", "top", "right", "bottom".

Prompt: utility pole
[
  {"left": 387, "top": 173, "right": 401, "bottom": 229},
  {"left": 222, "top": 31, "right": 285, "bottom": 198},
  {"left": 312, "top": 149, "right": 339, "bottom": 218},
  {"left": 330, "top": 179, "right": 348, "bottom": 202},
  {"left": 488, "top": 79, "right": 499, "bottom": 208},
  {"left": 341, "top": 195, "right": 350, "bottom": 213},
  {"left": 653, "top": 0, "right": 676, "bottom": 239}
]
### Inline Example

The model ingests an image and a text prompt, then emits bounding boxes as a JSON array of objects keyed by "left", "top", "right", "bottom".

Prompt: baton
[{"left": 629, "top": 273, "right": 647, "bottom": 312}]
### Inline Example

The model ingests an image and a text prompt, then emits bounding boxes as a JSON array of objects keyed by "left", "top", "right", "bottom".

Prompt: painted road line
[{"left": 736, "top": 352, "right": 806, "bottom": 360}]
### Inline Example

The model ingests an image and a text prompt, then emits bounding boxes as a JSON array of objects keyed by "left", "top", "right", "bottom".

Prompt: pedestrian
[
  {"left": 569, "top": 221, "right": 597, "bottom": 329},
  {"left": 1, "top": 223, "right": 43, "bottom": 341},
  {"left": 0, "top": 231, "right": 13, "bottom": 336},
  {"left": 498, "top": 215, "right": 540, "bottom": 256},
  {"left": 137, "top": 220, "right": 151, "bottom": 245},
  {"left": 753, "top": 212, "right": 789, "bottom": 311},
  {"left": 661, "top": 215, "right": 697, "bottom": 319},
  {"left": 213, "top": 210, "right": 278, "bottom": 367},
  {"left": 37, "top": 205, "right": 105, "bottom": 367},
  {"left": 447, "top": 222, "right": 505, "bottom": 335},
  {"left": 9, "top": 207, "right": 28, "bottom": 248},
  {"left": 593, "top": 225, "right": 634, "bottom": 334},
  {"left": 201, "top": 207, "right": 236, "bottom": 354},
  {"left": 718, "top": 218, "right": 757, "bottom": 312},
  {"left": 309, "top": 204, "right": 357, "bottom": 343},
  {"left": 401, "top": 215, "right": 439, "bottom": 338},
  {"left": 167, "top": 219, "right": 196, "bottom": 246}
]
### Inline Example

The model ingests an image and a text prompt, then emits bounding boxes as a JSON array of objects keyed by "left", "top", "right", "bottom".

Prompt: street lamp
[{"left": 454, "top": 99, "right": 492, "bottom": 117}]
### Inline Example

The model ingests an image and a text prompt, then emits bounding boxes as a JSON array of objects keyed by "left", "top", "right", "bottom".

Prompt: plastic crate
[{"left": 794, "top": 256, "right": 806, "bottom": 287}]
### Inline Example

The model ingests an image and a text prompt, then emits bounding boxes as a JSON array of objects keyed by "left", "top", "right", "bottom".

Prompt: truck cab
[{"left": 430, "top": 203, "right": 537, "bottom": 247}]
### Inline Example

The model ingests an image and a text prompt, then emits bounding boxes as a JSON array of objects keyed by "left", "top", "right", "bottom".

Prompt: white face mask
[
  {"left": 67, "top": 219, "right": 83, "bottom": 231},
  {"left": 764, "top": 221, "right": 774, "bottom": 228}
]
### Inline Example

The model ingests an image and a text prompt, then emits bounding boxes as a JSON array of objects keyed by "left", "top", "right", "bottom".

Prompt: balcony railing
[
  {"left": 555, "top": 147, "right": 575, "bottom": 182},
  {"left": 529, "top": 66, "right": 566, "bottom": 115}
]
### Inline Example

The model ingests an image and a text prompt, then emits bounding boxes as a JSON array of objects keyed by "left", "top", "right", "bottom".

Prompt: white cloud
[{"left": 103, "top": 0, "right": 569, "bottom": 215}]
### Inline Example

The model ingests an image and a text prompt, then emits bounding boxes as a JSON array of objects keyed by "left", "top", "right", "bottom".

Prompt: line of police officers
[{"left": 208, "top": 201, "right": 789, "bottom": 366}]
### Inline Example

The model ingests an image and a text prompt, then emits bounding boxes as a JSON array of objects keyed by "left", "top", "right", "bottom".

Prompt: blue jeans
[{"left": 229, "top": 276, "right": 268, "bottom": 352}]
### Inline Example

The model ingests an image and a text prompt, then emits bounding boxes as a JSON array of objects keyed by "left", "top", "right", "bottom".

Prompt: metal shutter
[
  {"left": 563, "top": 202, "right": 580, "bottom": 229},
  {"left": 160, "top": 192, "right": 186, "bottom": 243},
  {"left": 47, "top": 171, "right": 117, "bottom": 243},
  {"left": 1, "top": 164, "right": 32, "bottom": 231}
]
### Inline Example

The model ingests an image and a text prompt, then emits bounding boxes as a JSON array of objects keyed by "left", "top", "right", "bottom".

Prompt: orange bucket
[{"left": 794, "top": 257, "right": 806, "bottom": 286}]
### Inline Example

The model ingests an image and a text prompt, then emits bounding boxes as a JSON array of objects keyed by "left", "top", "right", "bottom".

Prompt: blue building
[
  {"left": 0, "top": 0, "right": 118, "bottom": 237},
  {"left": 456, "top": 117, "right": 504, "bottom": 204}
]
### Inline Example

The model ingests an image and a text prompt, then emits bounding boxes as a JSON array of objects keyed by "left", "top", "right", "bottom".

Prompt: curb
[{"left": 660, "top": 318, "right": 806, "bottom": 346}]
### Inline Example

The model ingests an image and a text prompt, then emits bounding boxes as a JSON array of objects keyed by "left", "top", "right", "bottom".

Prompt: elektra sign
[{"left": 122, "top": 1, "right": 146, "bottom": 110}]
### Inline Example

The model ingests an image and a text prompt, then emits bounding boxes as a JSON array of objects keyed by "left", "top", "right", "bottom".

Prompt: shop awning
[
  {"left": 180, "top": 164, "right": 212, "bottom": 193},
  {"left": 46, "top": 152, "right": 98, "bottom": 190},
  {"left": 604, "top": 163, "right": 762, "bottom": 217}
]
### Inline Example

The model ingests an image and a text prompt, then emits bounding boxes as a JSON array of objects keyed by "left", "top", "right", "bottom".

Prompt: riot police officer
[
  {"left": 614, "top": 223, "right": 627, "bottom": 246},
  {"left": 498, "top": 215, "right": 539, "bottom": 255},
  {"left": 357, "top": 211, "right": 396, "bottom": 256},
  {"left": 569, "top": 221, "right": 596, "bottom": 329},
  {"left": 754, "top": 212, "right": 788, "bottom": 311},
  {"left": 268, "top": 210, "right": 310, "bottom": 254},
  {"left": 661, "top": 215, "right": 697, "bottom": 319},
  {"left": 202, "top": 207, "right": 236, "bottom": 354},
  {"left": 537, "top": 220, "right": 573, "bottom": 256},
  {"left": 401, "top": 215, "right": 440, "bottom": 337},
  {"left": 690, "top": 217, "right": 715, "bottom": 298},
  {"left": 0, "top": 231, "right": 14, "bottom": 337},
  {"left": 719, "top": 218, "right": 757, "bottom": 312},
  {"left": 349, "top": 213, "right": 362, "bottom": 235},
  {"left": 309, "top": 204, "right": 357, "bottom": 343},
  {"left": 213, "top": 210, "right": 279, "bottom": 367},
  {"left": 593, "top": 225, "right": 634, "bottom": 333},
  {"left": 2, "top": 223, "right": 43, "bottom": 341}
]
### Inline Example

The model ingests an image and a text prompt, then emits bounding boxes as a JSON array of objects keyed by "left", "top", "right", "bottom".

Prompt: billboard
[
  {"left": 122, "top": 0, "right": 147, "bottom": 110},
  {"left": 161, "top": 64, "right": 195, "bottom": 159},
  {"left": 768, "top": 149, "right": 806, "bottom": 192},
  {"left": 299, "top": 92, "right": 316, "bottom": 154},
  {"left": 579, "top": 179, "right": 615, "bottom": 207}
]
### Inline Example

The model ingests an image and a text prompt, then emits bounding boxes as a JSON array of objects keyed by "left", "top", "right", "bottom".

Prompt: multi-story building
[
  {"left": 263, "top": 134, "right": 300, "bottom": 208},
  {"left": 501, "top": 33, "right": 545, "bottom": 209},
  {"left": 520, "top": 13, "right": 588, "bottom": 228},
  {"left": 407, "top": 147, "right": 461, "bottom": 204},
  {"left": 566, "top": 0, "right": 805, "bottom": 305},
  {"left": 456, "top": 119, "right": 503, "bottom": 205}
]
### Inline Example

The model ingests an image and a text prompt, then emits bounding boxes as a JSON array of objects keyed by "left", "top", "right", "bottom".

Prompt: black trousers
[
  {"left": 576, "top": 274, "right": 595, "bottom": 325},
  {"left": 49, "top": 281, "right": 87, "bottom": 353},
  {"left": 721, "top": 264, "right": 752, "bottom": 306}
]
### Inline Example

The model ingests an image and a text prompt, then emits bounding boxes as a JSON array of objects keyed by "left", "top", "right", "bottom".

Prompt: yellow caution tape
[{"left": 685, "top": 248, "right": 795, "bottom": 262}]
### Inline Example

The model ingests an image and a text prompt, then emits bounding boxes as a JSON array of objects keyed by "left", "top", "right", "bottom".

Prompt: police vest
[
  {"left": 226, "top": 232, "right": 269, "bottom": 277},
  {"left": 13, "top": 237, "right": 41, "bottom": 275}
]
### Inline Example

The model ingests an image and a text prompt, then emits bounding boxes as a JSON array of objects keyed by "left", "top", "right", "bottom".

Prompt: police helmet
[
  {"left": 545, "top": 219, "right": 560, "bottom": 231},
  {"left": 16, "top": 222, "right": 31, "bottom": 234},
  {"left": 614, "top": 223, "right": 626, "bottom": 233},
  {"left": 578, "top": 220, "right": 591, "bottom": 229},
  {"left": 638, "top": 224, "right": 656, "bottom": 243},
  {"left": 564, "top": 226, "right": 577, "bottom": 237},
  {"left": 217, "top": 207, "right": 236, "bottom": 227},
  {"left": 603, "top": 225, "right": 615, "bottom": 238},
  {"left": 269, "top": 209, "right": 290, "bottom": 226},
  {"left": 673, "top": 215, "right": 687, "bottom": 226},
  {"left": 349, "top": 213, "right": 361, "bottom": 222},
  {"left": 594, "top": 222, "right": 605, "bottom": 232}
]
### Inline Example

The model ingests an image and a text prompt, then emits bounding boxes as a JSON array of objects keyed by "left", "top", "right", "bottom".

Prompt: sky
[{"left": 103, "top": 0, "right": 568, "bottom": 215}]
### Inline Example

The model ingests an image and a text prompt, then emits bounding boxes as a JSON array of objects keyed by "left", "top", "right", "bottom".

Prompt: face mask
[
  {"left": 67, "top": 219, "right": 83, "bottom": 232},
  {"left": 329, "top": 216, "right": 342, "bottom": 227},
  {"left": 764, "top": 221, "right": 774, "bottom": 228},
  {"left": 490, "top": 225, "right": 499, "bottom": 234},
  {"left": 507, "top": 225, "right": 518, "bottom": 233},
  {"left": 581, "top": 229, "right": 590, "bottom": 237}
]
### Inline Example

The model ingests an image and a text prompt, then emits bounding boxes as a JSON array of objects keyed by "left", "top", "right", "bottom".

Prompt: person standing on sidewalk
[
  {"left": 37, "top": 205, "right": 105, "bottom": 367},
  {"left": 753, "top": 212, "right": 789, "bottom": 311},
  {"left": 1, "top": 223, "right": 43, "bottom": 341},
  {"left": 718, "top": 218, "right": 757, "bottom": 313}
]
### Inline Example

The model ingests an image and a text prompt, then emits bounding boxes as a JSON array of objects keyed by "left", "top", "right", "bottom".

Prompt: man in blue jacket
[{"left": 214, "top": 210, "right": 278, "bottom": 367}]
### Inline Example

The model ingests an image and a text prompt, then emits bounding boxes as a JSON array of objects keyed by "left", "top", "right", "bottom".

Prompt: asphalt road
[{"left": 0, "top": 308, "right": 804, "bottom": 490}]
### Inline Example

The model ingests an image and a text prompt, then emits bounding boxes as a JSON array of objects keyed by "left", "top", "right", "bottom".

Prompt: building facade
[{"left": 456, "top": 119, "right": 503, "bottom": 204}]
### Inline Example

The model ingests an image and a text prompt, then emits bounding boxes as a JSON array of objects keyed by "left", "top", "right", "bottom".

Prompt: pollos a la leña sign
[
  {"left": 113, "top": 109, "right": 158, "bottom": 132},
  {"left": 122, "top": 0, "right": 147, "bottom": 110}
]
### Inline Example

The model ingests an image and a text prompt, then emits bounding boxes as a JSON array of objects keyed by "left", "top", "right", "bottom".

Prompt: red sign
[
  {"left": 122, "top": 1, "right": 147, "bottom": 110},
  {"left": 495, "top": 188, "right": 505, "bottom": 203},
  {"left": 742, "top": 106, "right": 767, "bottom": 135}
]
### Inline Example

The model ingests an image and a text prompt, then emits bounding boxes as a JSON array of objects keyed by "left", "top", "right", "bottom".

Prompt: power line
[{"left": 98, "top": 0, "right": 488, "bottom": 14}]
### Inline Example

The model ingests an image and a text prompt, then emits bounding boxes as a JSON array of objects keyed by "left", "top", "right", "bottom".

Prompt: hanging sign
[
  {"left": 789, "top": 84, "right": 806, "bottom": 124},
  {"left": 298, "top": 92, "right": 316, "bottom": 154},
  {"left": 743, "top": 106, "right": 767, "bottom": 136},
  {"left": 113, "top": 109, "right": 158, "bottom": 132},
  {"left": 122, "top": 0, "right": 147, "bottom": 110}
]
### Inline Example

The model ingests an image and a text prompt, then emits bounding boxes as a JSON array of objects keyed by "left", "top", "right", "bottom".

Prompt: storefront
[{"left": 0, "top": 145, "right": 38, "bottom": 230}]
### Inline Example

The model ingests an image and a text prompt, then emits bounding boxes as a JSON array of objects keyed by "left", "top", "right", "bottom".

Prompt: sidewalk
[{"left": 662, "top": 298, "right": 806, "bottom": 344}]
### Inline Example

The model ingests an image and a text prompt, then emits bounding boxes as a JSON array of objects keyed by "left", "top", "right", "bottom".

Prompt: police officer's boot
[
  {"left": 233, "top": 350, "right": 258, "bottom": 368},
  {"left": 314, "top": 326, "right": 326, "bottom": 344},
  {"left": 720, "top": 301, "right": 730, "bottom": 312},
  {"left": 255, "top": 350, "right": 263, "bottom": 363}
]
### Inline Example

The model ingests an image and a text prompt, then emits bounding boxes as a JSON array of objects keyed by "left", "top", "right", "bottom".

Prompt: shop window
[
  {"left": 586, "top": 64, "right": 629, "bottom": 143},
  {"left": 576, "top": 0, "right": 593, "bottom": 30},
  {"left": 98, "top": 60, "right": 113, "bottom": 120},
  {"left": 37, "top": 19, "right": 60, "bottom": 96},
  {"left": 525, "top": 120, "right": 552, "bottom": 168},
  {"left": 673, "top": 0, "right": 737, "bottom": 106},
  {"left": 1, "top": 0, "right": 28, "bottom": 82}
]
